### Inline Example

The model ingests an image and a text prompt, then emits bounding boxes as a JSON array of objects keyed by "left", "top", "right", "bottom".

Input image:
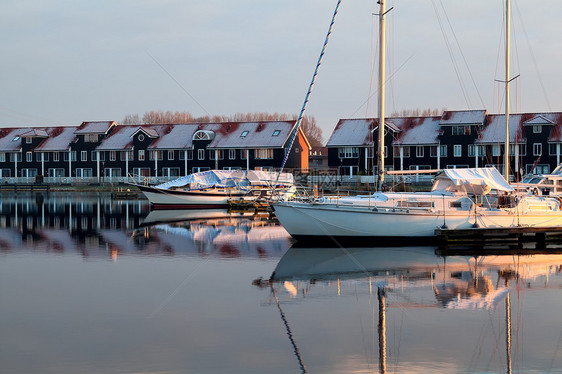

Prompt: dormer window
[
  {"left": 138, "top": 134, "right": 145, "bottom": 141},
  {"left": 240, "top": 131, "right": 249, "bottom": 138},
  {"left": 26, "top": 137, "right": 32, "bottom": 144},
  {"left": 533, "top": 125, "right": 542, "bottom": 133},
  {"left": 272, "top": 130, "right": 281, "bottom": 137},
  {"left": 193, "top": 130, "right": 215, "bottom": 141}
]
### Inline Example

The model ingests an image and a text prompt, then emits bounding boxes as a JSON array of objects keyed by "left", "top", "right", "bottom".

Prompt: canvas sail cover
[
  {"left": 432, "top": 167, "right": 513, "bottom": 195},
  {"left": 155, "top": 170, "right": 293, "bottom": 190}
]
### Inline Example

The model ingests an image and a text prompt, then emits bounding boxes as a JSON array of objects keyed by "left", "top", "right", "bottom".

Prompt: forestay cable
[{"left": 276, "top": 0, "right": 343, "bottom": 181}]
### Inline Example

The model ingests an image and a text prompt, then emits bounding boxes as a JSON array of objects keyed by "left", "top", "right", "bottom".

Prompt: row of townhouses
[
  {"left": 327, "top": 109, "right": 562, "bottom": 180},
  {"left": 1, "top": 109, "right": 561, "bottom": 184},
  {"left": 0, "top": 121, "right": 310, "bottom": 183}
]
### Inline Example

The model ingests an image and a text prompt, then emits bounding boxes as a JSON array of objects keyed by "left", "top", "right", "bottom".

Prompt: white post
[
  {"left": 154, "top": 152, "right": 158, "bottom": 178},
  {"left": 96, "top": 151, "right": 100, "bottom": 182},
  {"left": 184, "top": 150, "right": 188, "bottom": 176},
  {"left": 68, "top": 148, "right": 72, "bottom": 179},
  {"left": 557, "top": 144, "right": 561, "bottom": 166},
  {"left": 125, "top": 150, "right": 129, "bottom": 178},
  {"left": 437, "top": 145, "right": 441, "bottom": 170},
  {"left": 400, "top": 147, "right": 404, "bottom": 171},
  {"left": 41, "top": 153, "right": 45, "bottom": 176},
  {"left": 215, "top": 149, "right": 219, "bottom": 170},
  {"left": 14, "top": 152, "right": 18, "bottom": 178},
  {"left": 475, "top": 146, "right": 478, "bottom": 168},
  {"left": 514, "top": 144, "right": 519, "bottom": 177},
  {"left": 246, "top": 150, "right": 249, "bottom": 171}
]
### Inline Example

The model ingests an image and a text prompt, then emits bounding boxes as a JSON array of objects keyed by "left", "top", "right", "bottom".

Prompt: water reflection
[
  {"left": 259, "top": 245, "right": 562, "bottom": 373},
  {"left": 0, "top": 193, "right": 292, "bottom": 259}
]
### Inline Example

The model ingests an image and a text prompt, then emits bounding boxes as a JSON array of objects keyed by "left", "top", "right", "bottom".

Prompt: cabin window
[
  {"left": 492, "top": 145, "right": 501, "bottom": 157},
  {"left": 549, "top": 144, "right": 560, "bottom": 156},
  {"left": 240, "top": 149, "right": 248, "bottom": 160},
  {"left": 198, "top": 149, "right": 205, "bottom": 160},
  {"left": 138, "top": 134, "right": 145, "bottom": 141},
  {"left": 26, "top": 137, "right": 32, "bottom": 144},
  {"left": 0, "top": 153, "right": 5, "bottom": 162},
  {"left": 187, "top": 150, "right": 193, "bottom": 160},
  {"left": 168, "top": 150, "right": 174, "bottom": 160},
  {"left": 138, "top": 150, "right": 145, "bottom": 161},
  {"left": 415, "top": 146, "right": 424, "bottom": 158},
  {"left": 533, "top": 143, "right": 542, "bottom": 156},
  {"left": 53, "top": 152, "right": 59, "bottom": 162},
  {"left": 453, "top": 145, "right": 462, "bottom": 157},
  {"left": 81, "top": 151, "right": 87, "bottom": 161},
  {"left": 533, "top": 125, "right": 542, "bottom": 133},
  {"left": 120, "top": 151, "right": 132, "bottom": 161},
  {"left": 26, "top": 152, "right": 32, "bottom": 162},
  {"left": 110, "top": 151, "right": 117, "bottom": 161},
  {"left": 229, "top": 149, "right": 236, "bottom": 160}
]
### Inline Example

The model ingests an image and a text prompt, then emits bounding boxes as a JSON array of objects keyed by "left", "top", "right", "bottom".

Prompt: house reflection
[{"left": 0, "top": 193, "right": 292, "bottom": 259}]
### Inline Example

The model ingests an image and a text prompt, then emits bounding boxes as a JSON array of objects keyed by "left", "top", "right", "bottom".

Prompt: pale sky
[{"left": 1, "top": 0, "right": 561, "bottom": 140}]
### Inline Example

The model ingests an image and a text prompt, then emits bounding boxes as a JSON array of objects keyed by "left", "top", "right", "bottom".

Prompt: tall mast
[
  {"left": 377, "top": 0, "right": 386, "bottom": 190},
  {"left": 504, "top": 0, "right": 511, "bottom": 181}
]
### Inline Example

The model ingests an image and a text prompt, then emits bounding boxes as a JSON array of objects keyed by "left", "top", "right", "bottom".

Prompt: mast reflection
[{"left": 261, "top": 244, "right": 562, "bottom": 373}]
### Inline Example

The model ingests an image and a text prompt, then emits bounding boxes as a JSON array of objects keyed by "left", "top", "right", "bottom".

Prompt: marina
[{"left": 2, "top": 193, "right": 562, "bottom": 373}]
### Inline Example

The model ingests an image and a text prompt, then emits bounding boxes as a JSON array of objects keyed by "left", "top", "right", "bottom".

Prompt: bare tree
[{"left": 122, "top": 114, "right": 140, "bottom": 125}]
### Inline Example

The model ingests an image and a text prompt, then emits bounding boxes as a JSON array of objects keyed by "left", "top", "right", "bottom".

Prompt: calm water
[{"left": 2, "top": 193, "right": 562, "bottom": 373}]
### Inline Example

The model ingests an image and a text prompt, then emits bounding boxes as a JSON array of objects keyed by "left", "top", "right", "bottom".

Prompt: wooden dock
[
  {"left": 435, "top": 226, "right": 562, "bottom": 248},
  {"left": 0, "top": 184, "right": 50, "bottom": 192}
]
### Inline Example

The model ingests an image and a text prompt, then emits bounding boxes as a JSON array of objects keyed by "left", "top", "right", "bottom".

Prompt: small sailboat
[{"left": 272, "top": 0, "right": 562, "bottom": 243}]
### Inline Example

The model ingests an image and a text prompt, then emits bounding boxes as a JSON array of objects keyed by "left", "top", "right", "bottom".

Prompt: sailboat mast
[
  {"left": 504, "top": 0, "right": 511, "bottom": 181},
  {"left": 377, "top": 0, "right": 386, "bottom": 190}
]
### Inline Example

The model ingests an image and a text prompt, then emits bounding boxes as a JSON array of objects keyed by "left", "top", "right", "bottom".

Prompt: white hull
[
  {"left": 136, "top": 184, "right": 246, "bottom": 209},
  {"left": 273, "top": 200, "right": 562, "bottom": 241}
]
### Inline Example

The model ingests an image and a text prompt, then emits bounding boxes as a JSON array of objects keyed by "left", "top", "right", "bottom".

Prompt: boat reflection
[
  {"left": 259, "top": 244, "right": 562, "bottom": 373},
  {"left": 0, "top": 193, "right": 292, "bottom": 259}
]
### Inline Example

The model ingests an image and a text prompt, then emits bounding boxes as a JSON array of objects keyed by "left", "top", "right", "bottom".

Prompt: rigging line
[
  {"left": 271, "top": 287, "right": 308, "bottom": 374},
  {"left": 513, "top": 1, "right": 551, "bottom": 111},
  {"left": 430, "top": 0, "right": 471, "bottom": 109},
  {"left": 146, "top": 51, "right": 211, "bottom": 117},
  {"left": 277, "top": 0, "right": 343, "bottom": 178},
  {"left": 438, "top": 0, "right": 486, "bottom": 109},
  {"left": 349, "top": 53, "right": 415, "bottom": 118}
]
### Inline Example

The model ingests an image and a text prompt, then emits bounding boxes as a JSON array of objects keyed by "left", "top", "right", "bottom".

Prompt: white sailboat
[{"left": 272, "top": 0, "right": 562, "bottom": 243}]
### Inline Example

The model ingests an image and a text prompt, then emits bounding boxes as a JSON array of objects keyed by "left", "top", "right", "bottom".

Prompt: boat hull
[
  {"left": 135, "top": 184, "right": 247, "bottom": 209},
  {"left": 272, "top": 201, "right": 562, "bottom": 244}
]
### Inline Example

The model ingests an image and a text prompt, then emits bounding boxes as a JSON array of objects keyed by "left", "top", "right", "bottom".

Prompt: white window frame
[
  {"left": 415, "top": 146, "right": 424, "bottom": 158},
  {"left": 533, "top": 143, "right": 542, "bottom": 156},
  {"left": 229, "top": 149, "right": 236, "bottom": 160},
  {"left": 453, "top": 145, "right": 462, "bottom": 157},
  {"left": 198, "top": 149, "right": 205, "bottom": 160}
]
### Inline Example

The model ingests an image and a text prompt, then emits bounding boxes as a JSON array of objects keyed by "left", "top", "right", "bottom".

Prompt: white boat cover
[
  {"left": 432, "top": 167, "right": 513, "bottom": 195},
  {"left": 155, "top": 170, "right": 294, "bottom": 190}
]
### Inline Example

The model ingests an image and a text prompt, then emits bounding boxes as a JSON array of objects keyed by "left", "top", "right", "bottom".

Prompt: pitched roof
[
  {"left": 326, "top": 118, "right": 374, "bottom": 147},
  {"left": 21, "top": 128, "right": 49, "bottom": 137},
  {"left": 208, "top": 121, "right": 297, "bottom": 149},
  {"left": 390, "top": 116, "right": 441, "bottom": 145},
  {"left": 476, "top": 112, "right": 562, "bottom": 144},
  {"left": 440, "top": 110, "right": 487, "bottom": 125},
  {"left": 0, "top": 128, "right": 32, "bottom": 152},
  {"left": 74, "top": 121, "right": 116, "bottom": 134},
  {"left": 95, "top": 125, "right": 138, "bottom": 151},
  {"left": 35, "top": 127, "right": 78, "bottom": 151}
]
